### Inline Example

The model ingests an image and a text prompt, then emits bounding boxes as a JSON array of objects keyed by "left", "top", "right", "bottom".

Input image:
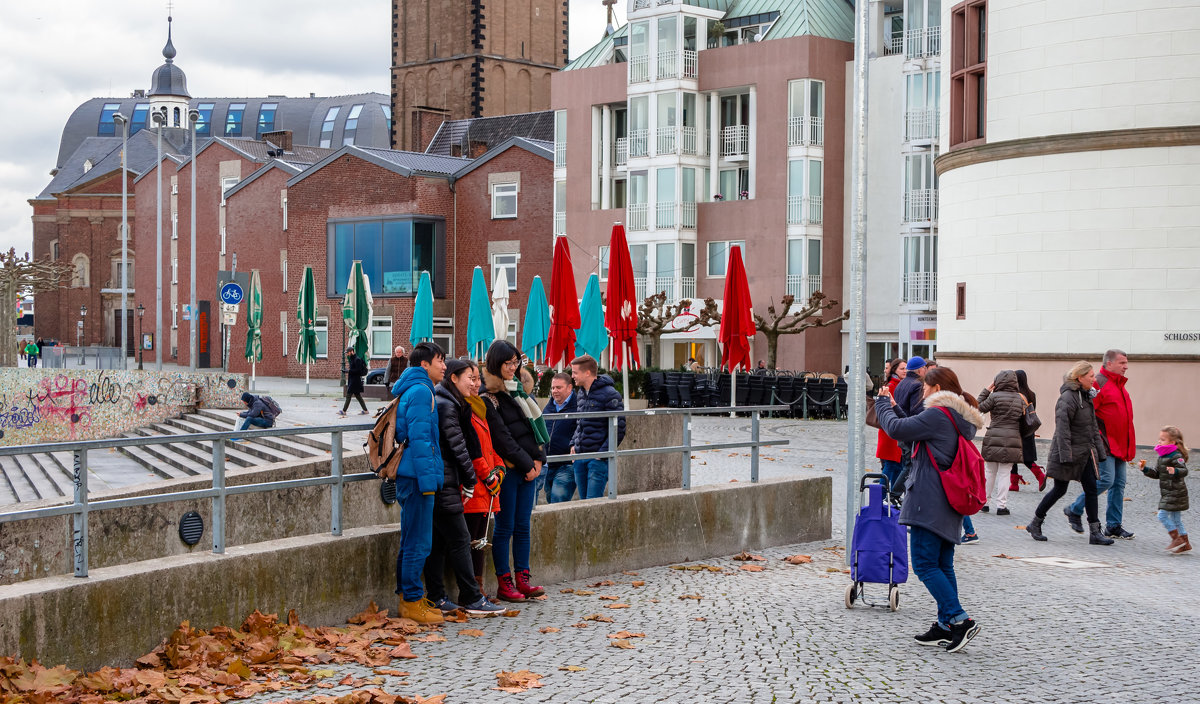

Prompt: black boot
[
  {"left": 1089, "top": 521, "right": 1114, "bottom": 545},
  {"left": 1063, "top": 506, "right": 1084, "bottom": 534},
  {"left": 1026, "top": 514, "right": 1048, "bottom": 541}
]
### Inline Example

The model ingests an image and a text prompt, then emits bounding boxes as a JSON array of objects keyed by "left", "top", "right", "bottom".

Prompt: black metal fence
[{"left": 644, "top": 371, "right": 851, "bottom": 420}]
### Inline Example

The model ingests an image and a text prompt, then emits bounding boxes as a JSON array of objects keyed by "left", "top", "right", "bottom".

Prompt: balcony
[
  {"left": 721, "top": 125, "right": 749, "bottom": 159},
  {"left": 903, "top": 271, "right": 937, "bottom": 308},
  {"left": 657, "top": 127, "right": 677, "bottom": 155},
  {"left": 680, "top": 126, "right": 700, "bottom": 155},
  {"left": 632, "top": 0, "right": 651, "bottom": 10},
  {"left": 657, "top": 51, "right": 677, "bottom": 80},
  {"left": 554, "top": 211, "right": 565, "bottom": 236},
  {"left": 905, "top": 109, "right": 939, "bottom": 142},
  {"left": 628, "top": 203, "right": 649, "bottom": 231},
  {"left": 615, "top": 138, "right": 629, "bottom": 167},
  {"left": 905, "top": 27, "right": 941, "bottom": 60},
  {"left": 629, "top": 55, "right": 649, "bottom": 83},
  {"left": 628, "top": 129, "right": 650, "bottom": 158},
  {"left": 635, "top": 275, "right": 693, "bottom": 301},
  {"left": 681, "top": 276, "right": 695, "bottom": 299},
  {"left": 554, "top": 141, "right": 565, "bottom": 169},
  {"left": 787, "top": 274, "right": 823, "bottom": 300},
  {"left": 634, "top": 276, "right": 649, "bottom": 302},
  {"left": 655, "top": 202, "right": 676, "bottom": 229},
  {"left": 681, "top": 202, "right": 697, "bottom": 229},
  {"left": 787, "top": 116, "right": 824, "bottom": 147},
  {"left": 904, "top": 189, "right": 938, "bottom": 223},
  {"left": 683, "top": 50, "right": 698, "bottom": 78},
  {"left": 885, "top": 32, "right": 904, "bottom": 56},
  {"left": 787, "top": 195, "right": 823, "bottom": 225}
]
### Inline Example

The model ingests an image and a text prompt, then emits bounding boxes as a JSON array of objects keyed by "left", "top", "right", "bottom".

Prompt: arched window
[
  {"left": 173, "top": 107, "right": 181, "bottom": 127},
  {"left": 71, "top": 253, "right": 90, "bottom": 288}
]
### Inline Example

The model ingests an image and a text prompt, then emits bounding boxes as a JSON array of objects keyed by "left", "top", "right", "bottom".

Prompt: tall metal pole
[
  {"left": 114, "top": 113, "right": 129, "bottom": 369},
  {"left": 189, "top": 109, "right": 200, "bottom": 371},
  {"left": 845, "top": 0, "right": 870, "bottom": 558},
  {"left": 154, "top": 108, "right": 165, "bottom": 370}
]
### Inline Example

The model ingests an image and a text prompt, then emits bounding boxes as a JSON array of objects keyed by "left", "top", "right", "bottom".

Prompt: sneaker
[
  {"left": 359, "top": 410, "right": 370, "bottom": 415},
  {"left": 1064, "top": 507, "right": 1084, "bottom": 534},
  {"left": 960, "top": 533, "right": 980, "bottom": 545},
  {"left": 996, "top": 507, "right": 1010, "bottom": 516},
  {"left": 1105, "top": 525, "right": 1135, "bottom": 540},
  {"left": 463, "top": 597, "right": 506, "bottom": 614},
  {"left": 979, "top": 505, "right": 989, "bottom": 513},
  {"left": 336, "top": 410, "right": 347, "bottom": 417},
  {"left": 943, "top": 619, "right": 981, "bottom": 653},
  {"left": 914, "top": 622, "right": 951, "bottom": 647},
  {"left": 432, "top": 596, "right": 460, "bottom": 613}
]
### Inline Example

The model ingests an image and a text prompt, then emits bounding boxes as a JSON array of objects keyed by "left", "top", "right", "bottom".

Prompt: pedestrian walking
[
  {"left": 1024, "top": 361, "right": 1114, "bottom": 545},
  {"left": 542, "top": 372, "right": 578, "bottom": 503},
  {"left": 339, "top": 347, "right": 368, "bottom": 416},
  {"left": 875, "top": 366, "right": 985, "bottom": 652},
  {"left": 385, "top": 346, "right": 408, "bottom": 397},
  {"left": 569, "top": 354, "right": 626, "bottom": 499},
  {"left": 1065, "top": 349, "right": 1136, "bottom": 540},
  {"left": 462, "top": 364, "right": 506, "bottom": 598},
  {"left": 389, "top": 342, "right": 448, "bottom": 624},
  {"left": 425, "top": 359, "right": 505, "bottom": 614},
  {"left": 977, "top": 370, "right": 1025, "bottom": 516},
  {"left": 481, "top": 340, "right": 548, "bottom": 603},
  {"left": 875, "top": 358, "right": 906, "bottom": 497},
  {"left": 1009, "top": 370, "right": 1047, "bottom": 492},
  {"left": 1141, "top": 425, "right": 1190, "bottom": 553}
]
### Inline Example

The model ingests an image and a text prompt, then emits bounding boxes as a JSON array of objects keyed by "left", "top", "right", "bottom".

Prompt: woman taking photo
[
  {"left": 1010, "top": 370, "right": 1047, "bottom": 492},
  {"left": 876, "top": 366, "right": 985, "bottom": 653},
  {"left": 1024, "top": 362, "right": 1113, "bottom": 545},
  {"left": 875, "top": 358, "right": 906, "bottom": 499},
  {"left": 462, "top": 362, "right": 507, "bottom": 596},
  {"left": 481, "top": 341, "right": 548, "bottom": 602}
]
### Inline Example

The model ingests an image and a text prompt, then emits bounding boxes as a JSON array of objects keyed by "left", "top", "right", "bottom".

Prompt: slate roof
[
  {"left": 178, "top": 138, "right": 335, "bottom": 169},
  {"left": 424, "top": 111, "right": 555, "bottom": 156},
  {"left": 564, "top": 24, "right": 627, "bottom": 71},
  {"left": 452, "top": 137, "right": 554, "bottom": 179},
  {"left": 35, "top": 129, "right": 194, "bottom": 199},
  {"left": 286, "top": 145, "right": 472, "bottom": 188},
  {"left": 222, "top": 160, "right": 305, "bottom": 200}
]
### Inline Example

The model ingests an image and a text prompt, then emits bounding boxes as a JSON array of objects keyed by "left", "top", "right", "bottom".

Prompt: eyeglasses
[{"left": 503, "top": 359, "right": 520, "bottom": 368}]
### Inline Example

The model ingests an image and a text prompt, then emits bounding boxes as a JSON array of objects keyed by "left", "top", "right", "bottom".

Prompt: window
[
  {"left": 328, "top": 217, "right": 445, "bottom": 297},
  {"left": 554, "top": 110, "right": 567, "bottom": 168},
  {"left": 320, "top": 107, "right": 340, "bottom": 148},
  {"left": 787, "top": 80, "right": 825, "bottom": 145},
  {"left": 171, "top": 211, "right": 177, "bottom": 240},
  {"left": 98, "top": 103, "right": 121, "bottom": 136},
  {"left": 956, "top": 282, "right": 966, "bottom": 319},
  {"left": 706, "top": 240, "right": 744, "bottom": 277},
  {"left": 656, "top": 242, "right": 675, "bottom": 295},
  {"left": 256, "top": 102, "right": 278, "bottom": 139},
  {"left": 113, "top": 259, "right": 132, "bottom": 289},
  {"left": 342, "top": 104, "right": 363, "bottom": 145},
  {"left": 656, "top": 167, "right": 676, "bottom": 228},
  {"left": 382, "top": 104, "right": 392, "bottom": 134},
  {"left": 173, "top": 107, "right": 181, "bottom": 127},
  {"left": 370, "top": 317, "right": 392, "bottom": 358},
  {"left": 220, "top": 176, "right": 239, "bottom": 205},
  {"left": 432, "top": 333, "right": 453, "bottom": 358},
  {"left": 554, "top": 180, "right": 566, "bottom": 234},
  {"left": 950, "top": 0, "right": 987, "bottom": 147},
  {"left": 903, "top": 234, "right": 938, "bottom": 306},
  {"left": 599, "top": 246, "right": 609, "bottom": 280},
  {"left": 315, "top": 317, "right": 329, "bottom": 358},
  {"left": 492, "top": 253, "right": 519, "bottom": 292},
  {"left": 718, "top": 169, "right": 747, "bottom": 200},
  {"left": 225, "top": 103, "right": 246, "bottom": 136},
  {"left": 281, "top": 191, "right": 288, "bottom": 231},
  {"left": 491, "top": 183, "right": 518, "bottom": 219},
  {"left": 195, "top": 103, "right": 215, "bottom": 136},
  {"left": 613, "top": 178, "right": 627, "bottom": 209},
  {"left": 71, "top": 253, "right": 90, "bottom": 287},
  {"left": 130, "top": 103, "right": 150, "bottom": 135},
  {"left": 171, "top": 257, "right": 178, "bottom": 284},
  {"left": 50, "top": 240, "right": 59, "bottom": 261},
  {"left": 172, "top": 304, "right": 178, "bottom": 330}
]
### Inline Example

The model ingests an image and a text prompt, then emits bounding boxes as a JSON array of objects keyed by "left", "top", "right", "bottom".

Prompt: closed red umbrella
[
  {"left": 719, "top": 245, "right": 755, "bottom": 406},
  {"left": 605, "top": 223, "right": 640, "bottom": 405},
  {"left": 545, "top": 236, "right": 581, "bottom": 368}
]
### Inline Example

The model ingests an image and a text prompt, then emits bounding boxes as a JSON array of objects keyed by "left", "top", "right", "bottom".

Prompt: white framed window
[
  {"left": 491, "top": 252, "right": 519, "bottom": 292},
  {"left": 220, "top": 176, "right": 238, "bottom": 206},
  {"left": 172, "top": 304, "right": 178, "bottom": 330},
  {"left": 281, "top": 250, "right": 288, "bottom": 293},
  {"left": 315, "top": 317, "right": 329, "bottom": 358},
  {"left": 706, "top": 240, "right": 745, "bottom": 277},
  {"left": 599, "top": 246, "right": 609, "bottom": 281},
  {"left": 171, "top": 257, "right": 178, "bottom": 284},
  {"left": 220, "top": 225, "right": 226, "bottom": 255},
  {"left": 50, "top": 239, "right": 59, "bottom": 261},
  {"left": 432, "top": 333, "right": 454, "bottom": 358},
  {"left": 370, "top": 317, "right": 392, "bottom": 358},
  {"left": 281, "top": 191, "right": 288, "bottom": 231},
  {"left": 491, "top": 182, "right": 518, "bottom": 219},
  {"left": 171, "top": 211, "right": 177, "bottom": 240}
]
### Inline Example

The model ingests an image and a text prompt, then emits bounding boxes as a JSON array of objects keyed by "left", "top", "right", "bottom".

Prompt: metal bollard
[
  {"left": 681, "top": 412, "right": 692, "bottom": 490},
  {"left": 750, "top": 410, "right": 760, "bottom": 483},
  {"left": 331, "top": 430, "right": 344, "bottom": 536},
  {"left": 212, "top": 440, "right": 226, "bottom": 554},
  {"left": 607, "top": 414, "right": 619, "bottom": 499},
  {"left": 72, "top": 448, "right": 89, "bottom": 577}
]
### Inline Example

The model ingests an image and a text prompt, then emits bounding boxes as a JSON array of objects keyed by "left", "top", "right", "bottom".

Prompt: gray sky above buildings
[{"left": 0, "top": 0, "right": 626, "bottom": 257}]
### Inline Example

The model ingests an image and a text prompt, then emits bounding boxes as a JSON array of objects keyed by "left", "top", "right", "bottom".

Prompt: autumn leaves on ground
[{"left": 0, "top": 549, "right": 842, "bottom": 703}]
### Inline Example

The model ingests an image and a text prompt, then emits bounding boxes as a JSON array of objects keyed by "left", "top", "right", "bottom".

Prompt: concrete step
[
  {"left": 28, "top": 453, "right": 73, "bottom": 498},
  {"left": 0, "top": 455, "right": 41, "bottom": 505},
  {"left": 157, "top": 419, "right": 281, "bottom": 466},
  {"left": 196, "top": 409, "right": 334, "bottom": 453},
  {"left": 14, "top": 454, "right": 67, "bottom": 500},
  {"left": 114, "top": 444, "right": 197, "bottom": 481},
  {"left": 119, "top": 433, "right": 208, "bottom": 477}
]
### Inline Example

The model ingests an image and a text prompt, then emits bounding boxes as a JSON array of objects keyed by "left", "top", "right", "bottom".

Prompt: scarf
[
  {"left": 505, "top": 379, "right": 551, "bottom": 446},
  {"left": 1155, "top": 444, "right": 1178, "bottom": 457}
]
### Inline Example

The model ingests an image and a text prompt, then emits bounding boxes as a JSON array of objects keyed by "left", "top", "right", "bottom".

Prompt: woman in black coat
[
  {"left": 339, "top": 347, "right": 369, "bottom": 416},
  {"left": 1025, "top": 362, "right": 1113, "bottom": 545},
  {"left": 1009, "top": 370, "right": 1047, "bottom": 491}
]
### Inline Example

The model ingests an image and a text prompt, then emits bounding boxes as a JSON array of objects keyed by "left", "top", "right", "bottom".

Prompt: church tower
[
  {"left": 148, "top": 16, "right": 191, "bottom": 128},
  {"left": 390, "top": 0, "right": 570, "bottom": 150}
]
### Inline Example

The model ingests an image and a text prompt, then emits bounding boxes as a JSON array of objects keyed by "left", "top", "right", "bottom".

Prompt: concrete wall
[
  {"left": 0, "top": 368, "right": 246, "bottom": 447},
  {"left": 0, "top": 475, "right": 829, "bottom": 671}
]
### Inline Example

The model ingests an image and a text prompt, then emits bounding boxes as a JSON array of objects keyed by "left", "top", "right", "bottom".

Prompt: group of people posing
[
  {"left": 873, "top": 349, "right": 1189, "bottom": 654},
  {"left": 379, "top": 340, "right": 626, "bottom": 624}
]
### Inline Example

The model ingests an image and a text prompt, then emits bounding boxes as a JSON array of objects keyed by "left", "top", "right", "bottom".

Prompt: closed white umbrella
[{"left": 491, "top": 266, "right": 511, "bottom": 343}]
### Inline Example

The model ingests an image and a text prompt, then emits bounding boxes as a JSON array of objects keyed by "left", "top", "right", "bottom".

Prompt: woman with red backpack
[{"left": 875, "top": 366, "right": 985, "bottom": 653}]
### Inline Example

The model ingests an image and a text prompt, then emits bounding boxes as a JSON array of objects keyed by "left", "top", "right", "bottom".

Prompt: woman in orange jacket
[{"left": 461, "top": 361, "right": 506, "bottom": 596}]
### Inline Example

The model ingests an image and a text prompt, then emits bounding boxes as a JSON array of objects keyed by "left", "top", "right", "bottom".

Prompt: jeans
[
  {"left": 27, "top": 355, "right": 36, "bottom": 368},
  {"left": 962, "top": 515, "right": 976, "bottom": 537},
  {"left": 394, "top": 478, "right": 434, "bottom": 601},
  {"left": 492, "top": 469, "right": 535, "bottom": 575},
  {"left": 424, "top": 508, "right": 482, "bottom": 606},
  {"left": 1038, "top": 469, "right": 1100, "bottom": 524},
  {"left": 1159, "top": 510, "right": 1187, "bottom": 535},
  {"left": 1068, "top": 456, "right": 1124, "bottom": 528},
  {"left": 909, "top": 526, "right": 968, "bottom": 628},
  {"left": 879, "top": 460, "right": 902, "bottom": 496},
  {"left": 573, "top": 458, "right": 609, "bottom": 499},
  {"left": 239, "top": 416, "right": 272, "bottom": 431},
  {"left": 546, "top": 462, "right": 576, "bottom": 503}
]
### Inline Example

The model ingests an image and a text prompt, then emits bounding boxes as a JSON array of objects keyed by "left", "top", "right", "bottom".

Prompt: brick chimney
[
  {"left": 262, "top": 130, "right": 294, "bottom": 152},
  {"left": 411, "top": 106, "right": 450, "bottom": 152}
]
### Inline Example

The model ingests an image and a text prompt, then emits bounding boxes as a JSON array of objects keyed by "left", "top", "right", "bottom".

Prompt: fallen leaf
[
  {"left": 679, "top": 593, "right": 702, "bottom": 601},
  {"left": 825, "top": 567, "right": 842, "bottom": 573},
  {"left": 739, "top": 564, "right": 764, "bottom": 572},
  {"left": 622, "top": 571, "right": 639, "bottom": 576},
  {"left": 825, "top": 468, "right": 835, "bottom": 472},
  {"left": 631, "top": 581, "right": 646, "bottom": 587},
  {"left": 693, "top": 617, "right": 707, "bottom": 622},
  {"left": 1015, "top": 525, "right": 1027, "bottom": 530},
  {"left": 598, "top": 595, "right": 620, "bottom": 600},
  {"left": 823, "top": 546, "right": 844, "bottom": 552},
  {"left": 783, "top": 554, "right": 812, "bottom": 564},
  {"left": 993, "top": 553, "right": 1022, "bottom": 560},
  {"left": 608, "top": 631, "right": 646, "bottom": 639},
  {"left": 560, "top": 588, "right": 575, "bottom": 594},
  {"left": 610, "top": 639, "right": 636, "bottom": 649},
  {"left": 459, "top": 629, "right": 485, "bottom": 637},
  {"left": 570, "top": 622, "right": 590, "bottom": 628},
  {"left": 732, "top": 552, "right": 766, "bottom": 562},
  {"left": 374, "top": 668, "right": 411, "bottom": 677},
  {"left": 605, "top": 603, "right": 631, "bottom": 609},
  {"left": 501, "top": 610, "right": 521, "bottom": 617},
  {"left": 588, "top": 580, "right": 616, "bottom": 587},
  {"left": 573, "top": 590, "right": 596, "bottom": 596},
  {"left": 582, "top": 614, "right": 615, "bottom": 622},
  {"left": 495, "top": 670, "right": 544, "bottom": 692},
  {"left": 414, "top": 633, "right": 446, "bottom": 642},
  {"left": 559, "top": 665, "right": 588, "bottom": 672},
  {"left": 539, "top": 627, "right": 560, "bottom": 633}
]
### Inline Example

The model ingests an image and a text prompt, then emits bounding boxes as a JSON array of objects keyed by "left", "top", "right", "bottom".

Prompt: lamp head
[
  {"left": 113, "top": 112, "right": 127, "bottom": 126},
  {"left": 188, "top": 109, "right": 200, "bottom": 123}
]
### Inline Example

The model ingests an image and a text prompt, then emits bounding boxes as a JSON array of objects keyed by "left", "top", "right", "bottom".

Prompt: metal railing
[
  {"left": 680, "top": 126, "right": 700, "bottom": 155},
  {"left": 905, "top": 109, "right": 939, "bottom": 141},
  {"left": 657, "top": 50, "right": 678, "bottom": 79},
  {"left": 787, "top": 195, "right": 823, "bottom": 225},
  {"left": 554, "top": 211, "right": 566, "bottom": 235},
  {"left": 683, "top": 50, "right": 698, "bottom": 78},
  {"left": 627, "top": 203, "right": 649, "bottom": 230},
  {"left": 554, "top": 141, "right": 566, "bottom": 168},
  {"left": 787, "top": 273, "right": 822, "bottom": 300},
  {"left": 629, "top": 55, "right": 649, "bottom": 83},
  {"left": 903, "top": 271, "right": 938, "bottom": 307},
  {"left": 722, "top": 125, "right": 749, "bottom": 157},
  {"left": 615, "top": 137, "right": 629, "bottom": 166},
  {"left": 905, "top": 26, "right": 941, "bottom": 59},
  {"left": 42, "top": 346, "right": 125, "bottom": 369},
  {"left": 904, "top": 188, "right": 938, "bottom": 222},
  {"left": 656, "top": 201, "right": 676, "bottom": 228},
  {"left": 628, "top": 128, "right": 650, "bottom": 158},
  {"left": 632, "top": 0, "right": 652, "bottom": 8},
  {"left": 787, "top": 116, "right": 824, "bottom": 147},
  {"left": 657, "top": 126, "right": 677, "bottom": 155},
  {"left": 886, "top": 32, "right": 904, "bottom": 56},
  {"left": 681, "top": 202, "right": 697, "bottom": 229},
  {"left": 681, "top": 276, "right": 696, "bottom": 299}
]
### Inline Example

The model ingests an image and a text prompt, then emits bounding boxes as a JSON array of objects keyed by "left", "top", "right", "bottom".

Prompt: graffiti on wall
[{"left": 0, "top": 369, "right": 247, "bottom": 447}]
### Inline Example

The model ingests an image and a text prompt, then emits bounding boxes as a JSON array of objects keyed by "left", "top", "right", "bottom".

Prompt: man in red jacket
[{"left": 1064, "top": 349, "right": 1136, "bottom": 539}]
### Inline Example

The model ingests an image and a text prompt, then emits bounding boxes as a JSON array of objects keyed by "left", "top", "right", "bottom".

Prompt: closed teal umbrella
[
  {"left": 244, "top": 269, "right": 263, "bottom": 390},
  {"left": 342, "top": 261, "right": 373, "bottom": 359},
  {"left": 575, "top": 273, "right": 609, "bottom": 362},
  {"left": 521, "top": 275, "right": 550, "bottom": 364},
  {"left": 466, "top": 266, "right": 494, "bottom": 360},
  {"left": 410, "top": 270, "right": 434, "bottom": 348},
  {"left": 296, "top": 265, "right": 319, "bottom": 394}
]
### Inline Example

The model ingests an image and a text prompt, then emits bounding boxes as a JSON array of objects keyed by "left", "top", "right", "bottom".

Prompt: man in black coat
[
  {"left": 542, "top": 372, "right": 578, "bottom": 503},
  {"left": 569, "top": 355, "right": 625, "bottom": 500}
]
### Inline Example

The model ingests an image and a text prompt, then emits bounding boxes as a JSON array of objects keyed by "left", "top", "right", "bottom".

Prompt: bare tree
[
  {"left": 637, "top": 292, "right": 720, "bottom": 368},
  {"left": 753, "top": 292, "right": 849, "bottom": 370},
  {"left": 0, "top": 249, "right": 72, "bottom": 367}
]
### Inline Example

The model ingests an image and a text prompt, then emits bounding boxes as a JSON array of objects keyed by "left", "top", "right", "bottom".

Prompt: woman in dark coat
[
  {"left": 339, "top": 347, "right": 369, "bottom": 416},
  {"left": 1024, "top": 361, "right": 1113, "bottom": 545},
  {"left": 1010, "top": 370, "right": 1047, "bottom": 491},
  {"left": 481, "top": 341, "right": 547, "bottom": 602},
  {"left": 876, "top": 367, "right": 985, "bottom": 653},
  {"left": 977, "top": 370, "right": 1024, "bottom": 515}
]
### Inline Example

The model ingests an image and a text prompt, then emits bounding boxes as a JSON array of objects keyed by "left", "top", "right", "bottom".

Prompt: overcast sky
[{"left": 0, "top": 0, "right": 625, "bottom": 257}]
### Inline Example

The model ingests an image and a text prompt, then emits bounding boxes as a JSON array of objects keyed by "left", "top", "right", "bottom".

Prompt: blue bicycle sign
[{"left": 220, "top": 282, "right": 244, "bottom": 305}]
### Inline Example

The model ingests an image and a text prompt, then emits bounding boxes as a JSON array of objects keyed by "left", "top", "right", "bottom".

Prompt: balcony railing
[
  {"left": 628, "top": 129, "right": 650, "bottom": 158},
  {"left": 554, "top": 141, "right": 566, "bottom": 168},
  {"left": 656, "top": 202, "right": 676, "bottom": 229},
  {"left": 787, "top": 116, "right": 824, "bottom": 147},
  {"left": 787, "top": 195, "right": 823, "bottom": 225},
  {"left": 905, "top": 27, "right": 941, "bottom": 59},
  {"left": 680, "top": 126, "right": 700, "bottom": 155},
  {"left": 681, "top": 276, "right": 696, "bottom": 299},
  {"left": 905, "top": 109, "right": 939, "bottom": 141},
  {"left": 683, "top": 50, "right": 698, "bottom": 78},
  {"left": 681, "top": 202, "right": 697, "bottom": 229},
  {"left": 634, "top": 276, "right": 649, "bottom": 301},
  {"left": 903, "top": 271, "right": 937, "bottom": 307},
  {"left": 629, "top": 55, "right": 649, "bottom": 83},
  {"left": 786, "top": 274, "right": 823, "bottom": 300},
  {"left": 904, "top": 189, "right": 938, "bottom": 223},
  {"left": 554, "top": 211, "right": 566, "bottom": 236},
  {"left": 885, "top": 32, "right": 904, "bottom": 56},
  {"left": 615, "top": 138, "right": 629, "bottom": 166},
  {"left": 657, "top": 51, "right": 677, "bottom": 80},
  {"left": 722, "top": 125, "right": 749, "bottom": 158},
  {"left": 657, "top": 126, "right": 677, "bottom": 155},
  {"left": 628, "top": 203, "right": 649, "bottom": 231},
  {"left": 632, "top": 0, "right": 652, "bottom": 10}
]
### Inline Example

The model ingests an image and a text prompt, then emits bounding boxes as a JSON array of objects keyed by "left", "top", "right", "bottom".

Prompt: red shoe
[
  {"left": 1009, "top": 471, "right": 1025, "bottom": 492},
  {"left": 1029, "top": 463, "right": 1047, "bottom": 492},
  {"left": 516, "top": 570, "right": 545, "bottom": 598},
  {"left": 495, "top": 573, "right": 526, "bottom": 602}
]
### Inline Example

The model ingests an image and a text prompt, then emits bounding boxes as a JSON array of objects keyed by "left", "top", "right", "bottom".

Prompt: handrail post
[
  {"left": 607, "top": 414, "right": 618, "bottom": 499},
  {"left": 331, "top": 430, "right": 344, "bottom": 536},
  {"left": 72, "top": 448, "right": 89, "bottom": 577},
  {"left": 681, "top": 411, "right": 692, "bottom": 490},
  {"left": 212, "top": 440, "right": 226, "bottom": 554},
  {"left": 750, "top": 410, "right": 760, "bottom": 483}
]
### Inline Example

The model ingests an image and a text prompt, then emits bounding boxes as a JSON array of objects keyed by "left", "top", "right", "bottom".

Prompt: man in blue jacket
[
  {"left": 542, "top": 372, "right": 579, "bottom": 503},
  {"left": 569, "top": 355, "right": 625, "bottom": 499},
  {"left": 388, "top": 341, "right": 446, "bottom": 624}
]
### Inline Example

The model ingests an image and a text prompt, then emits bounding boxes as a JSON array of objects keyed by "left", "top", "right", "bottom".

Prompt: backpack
[
  {"left": 920, "top": 406, "right": 987, "bottom": 516},
  {"left": 364, "top": 398, "right": 407, "bottom": 478},
  {"left": 261, "top": 395, "right": 283, "bottom": 421}
]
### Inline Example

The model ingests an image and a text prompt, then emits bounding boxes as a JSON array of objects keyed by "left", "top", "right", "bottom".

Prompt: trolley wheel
[
  {"left": 844, "top": 583, "right": 857, "bottom": 609},
  {"left": 888, "top": 585, "right": 900, "bottom": 612}
]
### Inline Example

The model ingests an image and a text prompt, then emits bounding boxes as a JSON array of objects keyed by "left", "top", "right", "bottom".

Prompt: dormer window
[{"left": 83, "top": 160, "right": 93, "bottom": 173}]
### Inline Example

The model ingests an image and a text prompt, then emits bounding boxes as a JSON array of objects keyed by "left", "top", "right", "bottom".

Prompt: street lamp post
[
  {"left": 78, "top": 305, "right": 87, "bottom": 365},
  {"left": 137, "top": 303, "right": 145, "bottom": 370},
  {"left": 153, "top": 107, "right": 166, "bottom": 370},
  {"left": 113, "top": 112, "right": 130, "bottom": 369},
  {"left": 188, "top": 109, "right": 200, "bottom": 371}
]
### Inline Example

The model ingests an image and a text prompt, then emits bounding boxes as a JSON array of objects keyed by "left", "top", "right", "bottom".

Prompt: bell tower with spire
[{"left": 148, "top": 16, "right": 191, "bottom": 128}]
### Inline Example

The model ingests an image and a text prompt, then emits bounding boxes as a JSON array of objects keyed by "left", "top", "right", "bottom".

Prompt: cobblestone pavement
[{"left": 230, "top": 416, "right": 1196, "bottom": 703}]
